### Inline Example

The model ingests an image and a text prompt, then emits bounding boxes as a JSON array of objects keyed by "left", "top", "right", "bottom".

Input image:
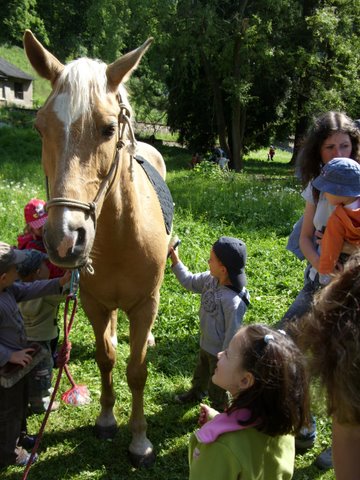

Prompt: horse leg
[
  {"left": 110, "top": 311, "right": 118, "bottom": 348},
  {"left": 82, "top": 294, "right": 118, "bottom": 439},
  {"left": 126, "top": 294, "right": 158, "bottom": 468}
]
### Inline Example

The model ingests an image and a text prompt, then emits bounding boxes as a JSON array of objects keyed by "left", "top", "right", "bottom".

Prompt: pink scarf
[{"left": 195, "top": 409, "right": 259, "bottom": 444}]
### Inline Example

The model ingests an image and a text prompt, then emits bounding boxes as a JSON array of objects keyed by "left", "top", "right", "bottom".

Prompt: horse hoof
[
  {"left": 128, "top": 449, "right": 156, "bottom": 468},
  {"left": 94, "top": 423, "right": 118, "bottom": 440}
]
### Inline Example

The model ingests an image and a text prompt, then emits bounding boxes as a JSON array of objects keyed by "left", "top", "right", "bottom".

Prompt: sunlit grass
[{"left": 0, "top": 125, "right": 334, "bottom": 479}]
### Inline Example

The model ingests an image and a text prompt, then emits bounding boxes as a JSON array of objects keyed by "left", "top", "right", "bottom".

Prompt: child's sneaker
[
  {"left": 15, "top": 447, "right": 38, "bottom": 466},
  {"left": 314, "top": 447, "right": 333, "bottom": 470},
  {"left": 295, "top": 415, "right": 317, "bottom": 450},
  {"left": 30, "top": 399, "right": 60, "bottom": 414}
]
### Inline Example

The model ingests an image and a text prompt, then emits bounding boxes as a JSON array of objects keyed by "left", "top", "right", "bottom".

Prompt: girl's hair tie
[
  {"left": 264, "top": 334, "right": 274, "bottom": 344},
  {"left": 277, "top": 329, "right": 286, "bottom": 336}
]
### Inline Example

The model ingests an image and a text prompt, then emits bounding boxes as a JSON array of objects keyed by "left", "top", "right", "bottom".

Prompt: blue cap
[{"left": 312, "top": 158, "right": 360, "bottom": 197}]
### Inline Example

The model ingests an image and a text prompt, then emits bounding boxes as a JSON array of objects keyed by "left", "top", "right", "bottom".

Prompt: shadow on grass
[
  {"left": 3, "top": 407, "right": 192, "bottom": 479},
  {"left": 243, "top": 158, "right": 295, "bottom": 177}
]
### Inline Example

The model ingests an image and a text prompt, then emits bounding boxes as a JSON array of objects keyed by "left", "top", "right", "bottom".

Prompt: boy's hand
[
  {"left": 59, "top": 270, "right": 72, "bottom": 287},
  {"left": 9, "top": 348, "right": 35, "bottom": 367},
  {"left": 167, "top": 236, "right": 181, "bottom": 265},
  {"left": 168, "top": 247, "right": 180, "bottom": 266}
]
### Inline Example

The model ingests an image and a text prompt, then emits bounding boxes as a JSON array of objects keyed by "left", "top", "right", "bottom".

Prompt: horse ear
[
  {"left": 106, "top": 38, "right": 153, "bottom": 90},
  {"left": 23, "top": 29, "right": 64, "bottom": 85}
]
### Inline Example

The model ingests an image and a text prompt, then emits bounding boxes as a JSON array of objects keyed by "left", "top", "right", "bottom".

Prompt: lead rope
[{"left": 22, "top": 270, "right": 80, "bottom": 480}]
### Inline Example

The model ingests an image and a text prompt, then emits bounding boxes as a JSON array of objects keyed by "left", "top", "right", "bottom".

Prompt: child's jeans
[
  {"left": 278, "top": 269, "right": 321, "bottom": 329},
  {"left": 28, "top": 340, "right": 53, "bottom": 412},
  {"left": 0, "top": 376, "right": 28, "bottom": 467},
  {"left": 191, "top": 348, "right": 228, "bottom": 411}
]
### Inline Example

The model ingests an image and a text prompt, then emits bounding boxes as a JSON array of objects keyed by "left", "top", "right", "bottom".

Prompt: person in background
[
  {"left": 280, "top": 112, "right": 360, "bottom": 469},
  {"left": 188, "top": 324, "right": 309, "bottom": 480},
  {"left": 17, "top": 198, "right": 65, "bottom": 279},
  {"left": 267, "top": 145, "right": 276, "bottom": 161},
  {"left": 169, "top": 236, "right": 250, "bottom": 411},
  {"left": 297, "top": 253, "right": 360, "bottom": 480},
  {"left": 190, "top": 153, "right": 201, "bottom": 168}
]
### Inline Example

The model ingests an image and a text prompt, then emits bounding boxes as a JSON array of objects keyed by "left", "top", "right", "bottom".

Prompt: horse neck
[{"left": 98, "top": 151, "right": 140, "bottom": 241}]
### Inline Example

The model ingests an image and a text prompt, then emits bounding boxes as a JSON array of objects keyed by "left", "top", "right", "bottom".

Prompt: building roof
[{"left": 0, "top": 57, "right": 33, "bottom": 81}]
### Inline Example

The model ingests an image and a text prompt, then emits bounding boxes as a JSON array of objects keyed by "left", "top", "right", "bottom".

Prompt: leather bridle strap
[
  {"left": 46, "top": 142, "right": 122, "bottom": 231},
  {"left": 45, "top": 101, "right": 133, "bottom": 228}
]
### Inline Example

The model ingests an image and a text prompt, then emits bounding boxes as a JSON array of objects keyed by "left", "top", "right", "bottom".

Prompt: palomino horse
[{"left": 23, "top": 30, "right": 171, "bottom": 467}]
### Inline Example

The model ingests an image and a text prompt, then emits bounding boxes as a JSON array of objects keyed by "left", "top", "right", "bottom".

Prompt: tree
[
  {"left": 165, "top": 0, "right": 360, "bottom": 170},
  {"left": 84, "top": 0, "right": 174, "bottom": 124},
  {"left": 165, "top": 0, "right": 301, "bottom": 170},
  {"left": 1, "top": 0, "right": 48, "bottom": 46},
  {"left": 284, "top": 0, "right": 360, "bottom": 164}
]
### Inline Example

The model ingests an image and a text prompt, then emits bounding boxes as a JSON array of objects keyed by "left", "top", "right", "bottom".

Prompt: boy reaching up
[{"left": 169, "top": 236, "right": 250, "bottom": 411}]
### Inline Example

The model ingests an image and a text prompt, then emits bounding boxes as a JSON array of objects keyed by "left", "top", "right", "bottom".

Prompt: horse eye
[{"left": 102, "top": 124, "right": 116, "bottom": 138}]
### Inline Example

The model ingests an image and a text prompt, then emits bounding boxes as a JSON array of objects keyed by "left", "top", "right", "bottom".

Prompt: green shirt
[
  {"left": 189, "top": 427, "right": 294, "bottom": 480},
  {"left": 19, "top": 294, "right": 63, "bottom": 341}
]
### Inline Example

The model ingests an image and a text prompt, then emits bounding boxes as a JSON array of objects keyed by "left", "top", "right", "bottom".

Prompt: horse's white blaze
[
  {"left": 56, "top": 208, "right": 79, "bottom": 258},
  {"left": 53, "top": 92, "right": 81, "bottom": 126},
  {"left": 57, "top": 235, "right": 76, "bottom": 258}
]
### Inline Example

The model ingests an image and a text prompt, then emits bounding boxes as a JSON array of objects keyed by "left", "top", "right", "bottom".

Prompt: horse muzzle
[{"left": 43, "top": 211, "right": 95, "bottom": 268}]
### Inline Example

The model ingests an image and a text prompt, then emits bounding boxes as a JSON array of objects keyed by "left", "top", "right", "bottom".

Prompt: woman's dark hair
[
  {"left": 228, "top": 324, "right": 310, "bottom": 437},
  {"left": 297, "top": 111, "right": 360, "bottom": 189},
  {"left": 297, "top": 253, "right": 360, "bottom": 424}
]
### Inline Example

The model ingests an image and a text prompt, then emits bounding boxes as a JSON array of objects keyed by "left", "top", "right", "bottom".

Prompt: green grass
[{"left": 0, "top": 125, "right": 334, "bottom": 479}]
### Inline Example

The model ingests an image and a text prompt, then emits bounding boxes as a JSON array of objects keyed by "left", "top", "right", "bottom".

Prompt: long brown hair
[
  {"left": 297, "top": 112, "right": 360, "bottom": 189},
  {"left": 298, "top": 253, "right": 360, "bottom": 424},
  {"left": 228, "top": 324, "right": 310, "bottom": 436}
]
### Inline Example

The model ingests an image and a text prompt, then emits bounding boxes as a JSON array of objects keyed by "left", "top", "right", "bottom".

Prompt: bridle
[{"left": 44, "top": 95, "right": 137, "bottom": 272}]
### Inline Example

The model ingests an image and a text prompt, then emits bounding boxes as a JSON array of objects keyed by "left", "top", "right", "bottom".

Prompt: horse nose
[
  {"left": 56, "top": 228, "right": 86, "bottom": 258},
  {"left": 42, "top": 210, "right": 95, "bottom": 268}
]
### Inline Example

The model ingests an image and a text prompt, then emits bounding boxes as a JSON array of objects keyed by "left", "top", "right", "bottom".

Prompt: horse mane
[{"left": 50, "top": 57, "right": 132, "bottom": 129}]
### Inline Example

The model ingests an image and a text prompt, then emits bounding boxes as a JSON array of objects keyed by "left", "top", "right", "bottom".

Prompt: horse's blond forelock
[
  {"left": 51, "top": 58, "right": 131, "bottom": 128},
  {"left": 52, "top": 58, "right": 107, "bottom": 125}
]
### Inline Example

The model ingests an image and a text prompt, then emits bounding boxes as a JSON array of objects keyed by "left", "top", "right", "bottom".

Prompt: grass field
[{"left": 0, "top": 116, "right": 334, "bottom": 479}]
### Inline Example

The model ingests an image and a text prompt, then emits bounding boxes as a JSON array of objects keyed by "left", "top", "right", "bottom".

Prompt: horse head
[{"left": 23, "top": 30, "right": 152, "bottom": 269}]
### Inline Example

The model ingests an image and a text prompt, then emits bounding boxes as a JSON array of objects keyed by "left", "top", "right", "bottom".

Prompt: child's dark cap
[
  {"left": 213, "top": 236, "right": 247, "bottom": 290},
  {"left": 17, "top": 250, "right": 48, "bottom": 277},
  {"left": 0, "top": 242, "right": 28, "bottom": 274}
]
